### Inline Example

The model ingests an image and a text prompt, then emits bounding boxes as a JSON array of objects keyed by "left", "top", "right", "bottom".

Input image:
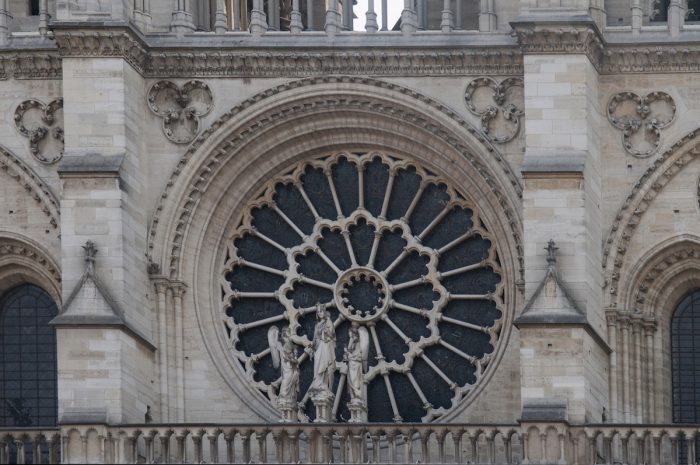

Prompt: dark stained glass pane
[{"left": 0, "top": 284, "right": 58, "bottom": 428}]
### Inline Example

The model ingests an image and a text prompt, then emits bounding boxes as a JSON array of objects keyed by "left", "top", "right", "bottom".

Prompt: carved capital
[{"left": 511, "top": 21, "right": 604, "bottom": 69}]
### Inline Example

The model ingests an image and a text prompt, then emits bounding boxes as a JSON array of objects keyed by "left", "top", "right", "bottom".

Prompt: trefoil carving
[
  {"left": 147, "top": 80, "right": 213, "bottom": 144},
  {"left": 464, "top": 77, "right": 524, "bottom": 143},
  {"left": 607, "top": 91, "right": 676, "bottom": 157},
  {"left": 14, "top": 98, "right": 64, "bottom": 164}
]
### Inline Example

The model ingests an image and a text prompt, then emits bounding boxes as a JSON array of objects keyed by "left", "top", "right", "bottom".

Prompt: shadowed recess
[
  {"left": 440, "top": 320, "right": 494, "bottom": 358},
  {"left": 442, "top": 300, "right": 502, "bottom": 328},
  {"left": 274, "top": 183, "right": 315, "bottom": 235},
  {"left": 296, "top": 251, "right": 336, "bottom": 284},
  {"left": 423, "top": 345, "right": 476, "bottom": 387},
  {"left": 422, "top": 206, "right": 474, "bottom": 250},
  {"left": 438, "top": 236, "right": 492, "bottom": 272},
  {"left": 374, "top": 228, "right": 406, "bottom": 271},
  {"left": 332, "top": 157, "right": 359, "bottom": 217},
  {"left": 409, "top": 183, "right": 450, "bottom": 236},
  {"left": 393, "top": 284, "right": 439, "bottom": 311},
  {"left": 363, "top": 157, "right": 390, "bottom": 216},
  {"left": 234, "top": 234, "right": 287, "bottom": 270},
  {"left": 287, "top": 283, "right": 332, "bottom": 309},
  {"left": 441, "top": 267, "right": 501, "bottom": 294},
  {"left": 411, "top": 357, "right": 453, "bottom": 410},
  {"left": 226, "top": 266, "right": 284, "bottom": 292},
  {"left": 318, "top": 228, "right": 352, "bottom": 270},
  {"left": 387, "top": 251, "right": 429, "bottom": 284},
  {"left": 348, "top": 218, "right": 376, "bottom": 266},
  {"left": 301, "top": 165, "right": 337, "bottom": 219},
  {"left": 386, "top": 166, "right": 421, "bottom": 220},
  {"left": 251, "top": 205, "right": 301, "bottom": 248},
  {"left": 225, "top": 298, "right": 285, "bottom": 325}
]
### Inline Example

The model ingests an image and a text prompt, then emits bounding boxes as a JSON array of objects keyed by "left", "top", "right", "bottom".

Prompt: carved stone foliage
[
  {"left": 465, "top": 77, "right": 524, "bottom": 144},
  {"left": 14, "top": 98, "right": 64, "bottom": 164},
  {"left": 607, "top": 91, "right": 676, "bottom": 157},
  {"left": 222, "top": 151, "right": 505, "bottom": 423},
  {"left": 0, "top": 52, "right": 62, "bottom": 80},
  {"left": 147, "top": 80, "right": 213, "bottom": 144}
]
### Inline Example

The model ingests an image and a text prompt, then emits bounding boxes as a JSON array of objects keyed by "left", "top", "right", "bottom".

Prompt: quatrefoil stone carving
[
  {"left": 147, "top": 80, "right": 213, "bottom": 144},
  {"left": 464, "top": 77, "right": 524, "bottom": 144},
  {"left": 14, "top": 98, "right": 64, "bottom": 164},
  {"left": 607, "top": 91, "right": 676, "bottom": 157}
]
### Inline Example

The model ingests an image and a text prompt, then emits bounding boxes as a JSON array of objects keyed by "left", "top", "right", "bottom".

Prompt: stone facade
[{"left": 2, "top": 0, "right": 700, "bottom": 463}]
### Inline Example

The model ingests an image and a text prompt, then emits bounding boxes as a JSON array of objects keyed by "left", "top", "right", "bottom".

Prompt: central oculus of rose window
[{"left": 222, "top": 152, "right": 505, "bottom": 423}]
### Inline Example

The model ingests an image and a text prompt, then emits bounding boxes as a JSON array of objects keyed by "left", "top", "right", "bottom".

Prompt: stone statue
[
  {"left": 345, "top": 324, "right": 369, "bottom": 422},
  {"left": 308, "top": 303, "right": 336, "bottom": 421},
  {"left": 268, "top": 326, "right": 299, "bottom": 421},
  {"left": 309, "top": 303, "right": 336, "bottom": 394}
]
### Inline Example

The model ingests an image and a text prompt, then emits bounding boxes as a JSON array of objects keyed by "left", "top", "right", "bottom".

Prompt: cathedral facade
[{"left": 1, "top": 0, "right": 700, "bottom": 463}]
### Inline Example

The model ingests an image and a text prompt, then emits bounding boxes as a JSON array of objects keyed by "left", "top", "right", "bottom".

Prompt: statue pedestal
[
  {"left": 348, "top": 399, "right": 367, "bottom": 423},
  {"left": 311, "top": 391, "right": 334, "bottom": 423},
  {"left": 276, "top": 399, "right": 297, "bottom": 422}
]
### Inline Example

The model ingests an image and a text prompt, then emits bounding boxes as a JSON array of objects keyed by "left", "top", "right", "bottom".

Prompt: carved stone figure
[
  {"left": 345, "top": 324, "right": 369, "bottom": 423},
  {"left": 309, "top": 303, "right": 336, "bottom": 395},
  {"left": 268, "top": 326, "right": 299, "bottom": 421}
]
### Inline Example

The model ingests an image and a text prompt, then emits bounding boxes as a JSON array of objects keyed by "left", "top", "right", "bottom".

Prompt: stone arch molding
[
  {"left": 0, "top": 233, "right": 62, "bottom": 305},
  {"left": 603, "top": 127, "right": 700, "bottom": 308},
  {"left": 0, "top": 144, "right": 60, "bottom": 231},
  {"left": 147, "top": 76, "right": 525, "bottom": 421}
]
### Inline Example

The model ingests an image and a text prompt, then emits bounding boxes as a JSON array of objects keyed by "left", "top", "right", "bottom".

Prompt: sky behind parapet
[{"left": 352, "top": 1, "right": 403, "bottom": 30}]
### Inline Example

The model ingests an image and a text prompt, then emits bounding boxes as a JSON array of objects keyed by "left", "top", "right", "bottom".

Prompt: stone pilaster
[{"left": 514, "top": 20, "right": 609, "bottom": 426}]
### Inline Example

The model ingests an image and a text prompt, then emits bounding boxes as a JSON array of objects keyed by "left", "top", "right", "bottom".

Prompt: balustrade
[{"left": 2, "top": 422, "right": 700, "bottom": 464}]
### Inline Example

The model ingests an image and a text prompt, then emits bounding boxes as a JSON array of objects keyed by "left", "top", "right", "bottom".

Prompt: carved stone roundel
[{"left": 222, "top": 152, "right": 505, "bottom": 423}]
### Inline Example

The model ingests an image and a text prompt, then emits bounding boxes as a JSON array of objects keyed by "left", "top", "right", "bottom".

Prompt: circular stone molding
[{"left": 221, "top": 151, "right": 506, "bottom": 423}]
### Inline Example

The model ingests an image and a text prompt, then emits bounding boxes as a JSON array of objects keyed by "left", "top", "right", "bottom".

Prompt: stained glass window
[
  {"left": 672, "top": 290, "right": 700, "bottom": 462},
  {"left": 0, "top": 284, "right": 58, "bottom": 428},
  {"left": 222, "top": 152, "right": 505, "bottom": 422}
]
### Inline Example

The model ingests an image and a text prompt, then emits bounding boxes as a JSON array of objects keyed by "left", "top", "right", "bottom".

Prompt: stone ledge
[
  {"left": 521, "top": 151, "right": 586, "bottom": 175},
  {"left": 58, "top": 153, "right": 125, "bottom": 177},
  {"left": 51, "top": 314, "right": 157, "bottom": 352},
  {"left": 520, "top": 398, "right": 568, "bottom": 422}
]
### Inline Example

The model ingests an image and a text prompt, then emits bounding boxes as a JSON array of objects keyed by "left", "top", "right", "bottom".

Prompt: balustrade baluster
[
  {"left": 470, "top": 435, "right": 479, "bottom": 463},
  {"left": 489, "top": 434, "right": 497, "bottom": 465},
  {"left": 208, "top": 434, "right": 219, "bottom": 464},
  {"left": 159, "top": 435, "right": 170, "bottom": 464},
  {"left": 406, "top": 431, "right": 414, "bottom": 464},
  {"left": 452, "top": 431, "right": 462, "bottom": 464},
  {"left": 672, "top": 435, "right": 679, "bottom": 465},
  {"left": 441, "top": 0, "right": 454, "bottom": 32},
  {"left": 225, "top": 432, "right": 235, "bottom": 464},
  {"left": 49, "top": 436, "right": 59, "bottom": 465},
  {"left": 637, "top": 436, "right": 646, "bottom": 465},
  {"left": 38, "top": 0, "right": 48, "bottom": 35},
  {"left": 144, "top": 436, "right": 154, "bottom": 464},
  {"left": 455, "top": 0, "right": 462, "bottom": 29},
  {"left": 371, "top": 433, "right": 380, "bottom": 463},
  {"left": 539, "top": 433, "right": 547, "bottom": 463},
  {"left": 366, "top": 0, "right": 378, "bottom": 32},
  {"left": 241, "top": 432, "right": 251, "bottom": 463},
  {"left": 689, "top": 433, "right": 696, "bottom": 465},
  {"left": 621, "top": 436, "right": 629, "bottom": 465},
  {"left": 338, "top": 432, "right": 347, "bottom": 463},
  {"left": 421, "top": 432, "right": 429, "bottom": 463},
  {"left": 436, "top": 430, "right": 446, "bottom": 464},
  {"left": 388, "top": 432, "right": 396, "bottom": 463},
  {"left": 34, "top": 435, "right": 42, "bottom": 465},
  {"left": 176, "top": 434, "right": 186, "bottom": 465},
  {"left": 215, "top": 0, "right": 227, "bottom": 33},
  {"left": 305, "top": 0, "right": 314, "bottom": 30},
  {"left": 267, "top": 0, "right": 279, "bottom": 30},
  {"left": 653, "top": 436, "right": 661, "bottom": 465},
  {"left": 16, "top": 438, "right": 25, "bottom": 465},
  {"left": 290, "top": 0, "right": 303, "bottom": 33},
  {"left": 232, "top": 0, "right": 241, "bottom": 30},
  {"left": 257, "top": 430, "right": 267, "bottom": 464},
  {"left": 381, "top": 0, "right": 388, "bottom": 30}
]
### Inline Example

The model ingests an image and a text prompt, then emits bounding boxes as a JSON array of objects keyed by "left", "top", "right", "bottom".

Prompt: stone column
[
  {"left": 250, "top": 0, "right": 268, "bottom": 34},
  {"left": 620, "top": 314, "right": 631, "bottom": 422},
  {"left": 171, "top": 0, "right": 196, "bottom": 32},
  {"left": 172, "top": 282, "right": 187, "bottom": 422},
  {"left": 214, "top": 0, "right": 228, "bottom": 33},
  {"left": 632, "top": 317, "right": 643, "bottom": 422},
  {"left": 153, "top": 279, "right": 170, "bottom": 422},
  {"left": 479, "top": 0, "right": 496, "bottom": 32},
  {"left": 0, "top": 0, "right": 9, "bottom": 46},
  {"left": 441, "top": 0, "right": 454, "bottom": 32},
  {"left": 400, "top": 0, "right": 418, "bottom": 35},
  {"left": 606, "top": 310, "right": 619, "bottom": 421},
  {"left": 644, "top": 319, "right": 656, "bottom": 422},
  {"left": 669, "top": 0, "right": 685, "bottom": 37},
  {"left": 325, "top": 0, "right": 341, "bottom": 35},
  {"left": 365, "top": 0, "right": 378, "bottom": 32}
]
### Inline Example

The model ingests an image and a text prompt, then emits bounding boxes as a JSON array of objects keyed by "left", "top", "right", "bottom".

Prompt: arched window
[
  {"left": 0, "top": 284, "right": 58, "bottom": 427},
  {"left": 671, "top": 290, "right": 700, "bottom": 460}
]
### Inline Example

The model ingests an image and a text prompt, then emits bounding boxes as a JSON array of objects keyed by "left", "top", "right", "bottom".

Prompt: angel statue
[
  {"left": 344, "top": 324, "right": 369, "bottom": 422},
  {"left": 268, "top": 326, "right": 299, "bottom": 422},
  {"left": 308, "top": 303, "right": 336, "bottom": 421}
]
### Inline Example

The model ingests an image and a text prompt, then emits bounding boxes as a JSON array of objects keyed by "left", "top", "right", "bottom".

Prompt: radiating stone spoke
[
  {"left": 417, "top": 203, "right": 453, "bottom": 241},
  {"left": 439, "top": 339, "right": 478, "bottom": 364},
  {"left": 332, "top": 373, "right": 347, "bottom": 416},
  {"left": 358, "top": 165, "right": 365, "bottom": 210},
  {"left": 295, "top": 182, "right": 321, "bottom": 220},
  {"left": 298, "top": 275, "right": 334, "bottom": 290},
  {"left": 382, "top": 315, "right": 413, "bottom": 345},
  {"left": 252, "top": 229, "right": 288, "bottom": 253},
  {"left": 402, "top": 181, "right": 427, "bottom": 222},
  {"left": 341, "top": 231, "right": 358, "bottom": 266},
  {"left": 436, "top": 230, "right": 476, "bottom": 255},
  {"left": 314, "top": 248, "right": 343, "bottom": 275},
  {"left": 389, "top": 276, "right": 426, "bottom": 291},
  {"left": 440, "top": 315, "right": 490, "bottom": 334},
  {"left": 325, "top": 170, "right": 344, "bottom": 219},
  {"left": 391, "top": 301, "right": 430, "bottom": 318},
  {"left": 450, "top": 293, "right": 492, "bottom": 300},
  {"left": 232, "top": 290, "right": 277, "bottom": 299},
  {"left": 238, "top": 258, "right": 286, "bottom": 277},
  {"left": 438, "top": 260, "right": 486, "bottom": 278},
  {"left": 383, "top": 249, "right": 408, "bottom": 276},
  {"left": 407, "top": 372, "right": 432, "bottom": 409},
  {"left": 420, "top": 353, "right": 457, "bottom": 389},
  {"left": 379, "top": 170, "right": 396, "bottom": 219},
  {"left": 272, "top": 205, "right": 306, "bottom": 238},
  {"left": 383, "top": 374, "right": 402, "bottom": 422},
  {"left": 239, "top": 313, "right": 287, "bottom": 331}
]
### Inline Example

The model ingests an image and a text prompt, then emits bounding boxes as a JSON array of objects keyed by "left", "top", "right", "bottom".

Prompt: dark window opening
[
  {"left": 652, "top": 0, "right": 669, "bottom": 22},
  {"left": 671, "top": 290, "right": 700, "bottom": 462},
  {"left": 689, "top": 0, "right": 700, "bottom": 21},
  {"left": 0, "top": 284, "right": 58, "bottom": 428},
  {"left": 30, "top": 0, "right": 40, "bottom": 16}
]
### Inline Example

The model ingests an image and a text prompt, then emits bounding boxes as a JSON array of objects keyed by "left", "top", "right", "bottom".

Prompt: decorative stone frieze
[
  {"left": 465, "top": 77, "right": 524, "bottom": 144},
  {"left": 0, "top": 237, "right": 61, "bottom": 284},
  {"left": 510, "top": 21, "right": 605, "bottom": 69},
  {"left": 14, "top": 98, "right": 65, "bottom": 164},
  {"left": 147, "top": 80, "right": 213, "bottom": 144},
  {"left": 0, "top": 145, "right": 60, "bottom": 229},
  {"left": 0, "top": 52, "right": 62, "bottom": 80},
  {"left": 607, "top": 91, "right": 676, "bottom": 157}
]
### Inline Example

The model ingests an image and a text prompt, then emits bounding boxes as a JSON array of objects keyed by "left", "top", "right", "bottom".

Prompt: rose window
[{"left": 222, "top": 152, "right": 505, "bottom": 422}]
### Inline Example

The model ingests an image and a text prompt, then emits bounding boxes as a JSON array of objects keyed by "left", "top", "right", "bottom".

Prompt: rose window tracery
[{"left": 222, "top": 152, "right": 505, "bottom": 422}]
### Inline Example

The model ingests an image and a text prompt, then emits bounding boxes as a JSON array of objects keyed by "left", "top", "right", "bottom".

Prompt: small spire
[
  {"left": 545, "top": 239, "right": 558, "bottom": 266},
  {"left": 83, "top": 240, "right": 98, "bottom": 273}
]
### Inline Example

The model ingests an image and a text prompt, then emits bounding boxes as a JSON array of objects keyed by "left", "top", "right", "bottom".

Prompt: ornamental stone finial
[{"left": 545, "top": 239, "right": 558, "bottom": 266}]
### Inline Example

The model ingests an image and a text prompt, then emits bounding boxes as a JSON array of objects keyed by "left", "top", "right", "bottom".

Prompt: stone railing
[{"left": 2, "top": 422, "right": 700, "bottom": 464}]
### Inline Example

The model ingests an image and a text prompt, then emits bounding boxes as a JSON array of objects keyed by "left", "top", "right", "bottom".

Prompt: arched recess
[
  {"left": 147, "top": 76, "right": 524, "bottom": 422},
  {"left": 608, "top": 235, "right": 700, "bottom": 424}
]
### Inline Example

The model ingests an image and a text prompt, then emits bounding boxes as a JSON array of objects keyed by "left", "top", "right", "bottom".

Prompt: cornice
[
  {"left": 510, "top": 18, "right": 605, "bottom": 71},
  {"left": 0, "top": 50, "right": 61, "bottom": 80}
]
